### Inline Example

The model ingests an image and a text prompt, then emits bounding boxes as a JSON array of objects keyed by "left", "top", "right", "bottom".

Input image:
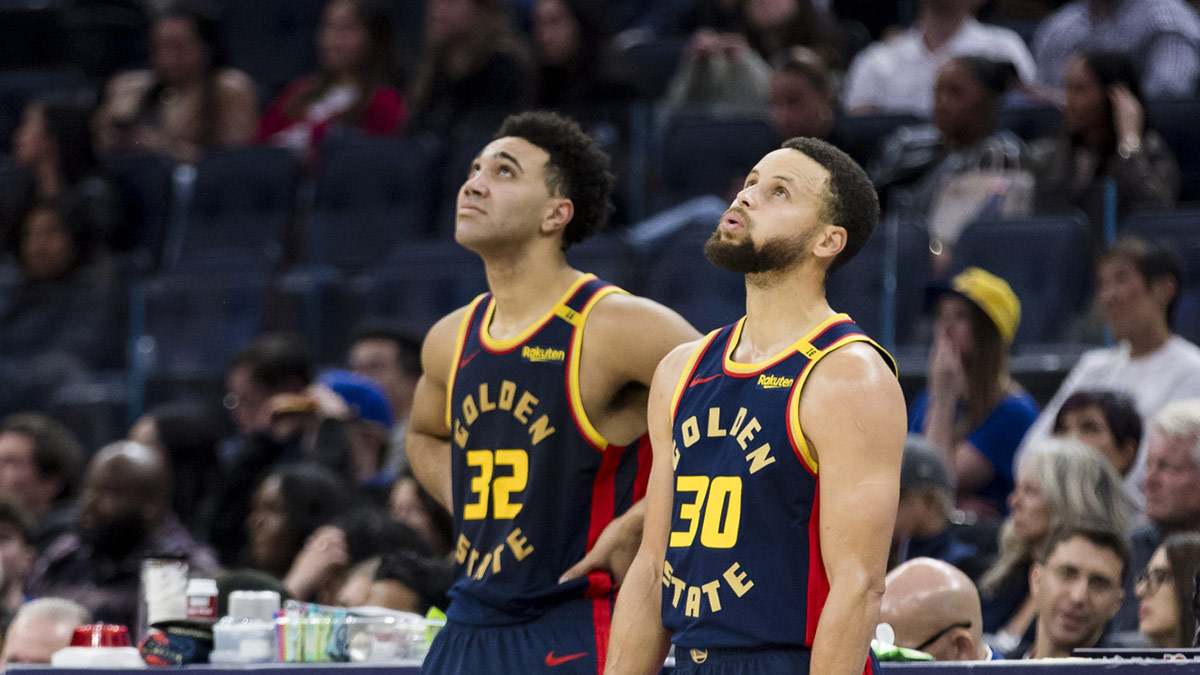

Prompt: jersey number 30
[
  {"left": 670, "top": 475, "right": 742, "bottom": 548},
  {"left": 463, "top": 449, "right": 528, "bottom": 520}
]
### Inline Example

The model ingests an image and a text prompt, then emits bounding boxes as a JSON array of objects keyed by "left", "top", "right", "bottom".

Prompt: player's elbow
[{"left": 829, "top": 564, "right": 886, "bottom": 606}]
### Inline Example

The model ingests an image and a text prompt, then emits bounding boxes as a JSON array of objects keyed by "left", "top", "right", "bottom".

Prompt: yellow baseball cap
[{"left": 931, "top": 267, "right": 1022, "bottom": 344}]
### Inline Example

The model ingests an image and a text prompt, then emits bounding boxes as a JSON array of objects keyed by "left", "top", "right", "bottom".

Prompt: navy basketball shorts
[
  {"left": 672, "top": 644, "right": 882, "bottom": 674},
  {"left": 421, "top": 597, "right": 613, "bottom": 675}
]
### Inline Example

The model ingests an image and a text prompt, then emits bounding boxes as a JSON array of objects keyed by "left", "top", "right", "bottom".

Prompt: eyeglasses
[
  {"left": 1136, "top": 567, "right": 1172, "bottom": 594},
  {"left": 913, "top": 621, "right": 972, "bottom": 652}
]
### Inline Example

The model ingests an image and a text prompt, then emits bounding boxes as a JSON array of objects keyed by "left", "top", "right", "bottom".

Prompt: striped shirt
[{"left": 1032, "top": 0, "right": 1200, "bottom": 97}]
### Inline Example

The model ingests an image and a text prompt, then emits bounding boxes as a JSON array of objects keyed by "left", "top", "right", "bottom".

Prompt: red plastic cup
[{"left": 70, "top": 624, "right": 132, "bottom": 648}]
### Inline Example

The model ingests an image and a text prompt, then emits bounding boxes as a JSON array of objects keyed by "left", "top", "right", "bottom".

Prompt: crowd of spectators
[{"left": 0, "top": 0, "right": 1199, "bottom": 663}]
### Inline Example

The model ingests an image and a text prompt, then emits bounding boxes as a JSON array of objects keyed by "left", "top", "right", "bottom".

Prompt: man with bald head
[
  {"left": 26, "top": 441, "right": 218, "bottom": 628},
  {"left": 0, "top": 597, "right": 90, "bottom": 665},
  {"left": 880, "top": 558, "right": 1000, "bottom": 661}
]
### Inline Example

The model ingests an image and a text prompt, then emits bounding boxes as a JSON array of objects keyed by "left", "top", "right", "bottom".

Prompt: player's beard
[{"left": 704, "top": 228, "right": 810, "bottom": 275}]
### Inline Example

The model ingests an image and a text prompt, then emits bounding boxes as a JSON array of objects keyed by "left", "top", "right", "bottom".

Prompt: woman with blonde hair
[{"left": 979, "top": 437, "right": 1135, "bottom": 654}]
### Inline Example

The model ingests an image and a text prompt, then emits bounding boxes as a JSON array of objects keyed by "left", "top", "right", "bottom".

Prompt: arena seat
[
  {"left": 168, "top": 146, "right": 300, "bottom": 271},
  {"left": 213, "top": 0, "right": 323, "bottom": 101},
  {"left": 995, "top": 103, "right": 1062, "bottom": 142},
  {"left": 830, "top": 112, "right": 921, "bottom": 168},
  {"left": 360, "top": 241, "right": 489, "bottom": 330},
  {"left": 659, "top": 114, "right": 779, "bottom": 209},
  {"left": 103, "top": 151, "right": 174, "bottom": 263},
  {"left": 951, "top": 212, "right": 1093, "bottom": 347},
  {"left": 435, "top": 126, "right": 495, "bottom": 238},
  {"left": 565, "top": 232, "right": 644, "bottom": 292},
  {"left": 1146, "top": 97, "right": 1200, "bottom": 202},
  {"left": 306, "top": 135, "right": 439, "bottom": 269},
  {"left": 643, "top": 224, "right": 744, "bottom": 332}
]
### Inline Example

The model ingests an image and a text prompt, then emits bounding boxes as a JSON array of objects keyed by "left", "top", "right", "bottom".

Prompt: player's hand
[
  {"left": 559, "top": 509, "right": 643, "bottom": 588},
  {"left": 284, "top": 525, "right": 350, "bottom": 601}
]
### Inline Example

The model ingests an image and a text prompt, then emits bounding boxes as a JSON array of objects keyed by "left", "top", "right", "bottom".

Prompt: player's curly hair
[
  {"left": 496, "top": 111, "right": 615, "bottom": 250},
  {"left": 779, "top": 137, "right": 880, "bottom": 276}
]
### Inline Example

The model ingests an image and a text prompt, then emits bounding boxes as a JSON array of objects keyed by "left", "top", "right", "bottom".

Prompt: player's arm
[
  {"left": 560, "top": 295, "right": 699, "bottom": 585},
  {"left": 802, "top": 343, "right": 907, "bottom": 675},
  {"left": 405, "top": 308, "right": 469, "bottom": 511},
  {"left": 605, "top": 342, "right": 696, "bottom": 675}
]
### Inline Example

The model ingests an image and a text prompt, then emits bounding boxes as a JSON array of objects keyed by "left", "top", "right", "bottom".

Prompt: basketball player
[
  {"left": 407, "top": 112, "right": 699, "bottom": 674},
  {"left": 606, "top": 138, "right": 907, "bottom": 675}
]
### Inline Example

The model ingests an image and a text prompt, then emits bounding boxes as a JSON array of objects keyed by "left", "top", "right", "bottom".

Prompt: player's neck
[
  {"left": 483, "top": 249, "right": 581, "bottom": 340},
  {"left": 737, "top": 267, "right": 835, "bottom": 361}
]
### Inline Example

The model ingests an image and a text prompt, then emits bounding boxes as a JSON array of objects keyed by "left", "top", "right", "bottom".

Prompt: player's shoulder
[
  {"left": 807, "top": 340, "right": 898, "bottom": 393},
  {"left": 420, "top": 299, "right": 485, "bottom": 379}
]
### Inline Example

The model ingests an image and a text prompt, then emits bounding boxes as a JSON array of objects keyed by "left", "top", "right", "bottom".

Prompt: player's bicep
[
  {"left": 640, "top": 343, "right": 695, "bottom": 559},
  {"left": 409, "top": 373, "right": 450, "bottom": 440},
  {"left": 593, "top": 296, "right": 700, "bottom": 389}
]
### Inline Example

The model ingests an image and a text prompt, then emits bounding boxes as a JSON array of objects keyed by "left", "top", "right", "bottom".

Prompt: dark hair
[
  {"left": 22, "top": 190, "right": 100, "bottom": 274},
  {"left": 1053, "top": 390, "right": 1143, "bottom": 454},
  {"left": 949, "top": 56, "right": 1019, "bottom": 97},
  {"left": 776, "top": 46, "right": 833, "bottom": 96},
  {"left": 286, "top": 0, "right": 396, "bottom": 127},
  {"left": 335, "top": 506, "right": 430, "bottom": 564},
  {"left": 265, "top": 463, "right": 354, "bottom": 566},
  {"left": 31, "top": 94, "right": 102, "bottom": 186},
  {"left": 139, "top": 0, "right": 228, "bottom": 148},
  {"left": 958, "top": 298, "right": 1008, "bottom": 437},
  {"left": 1160, "top": 533, "right": 1200, "bottom": 648},
  {"left": 495, "top": 111, "right": 615, "bottom": 249},
  {"left": 143, "top": 401, "right": 226, "bottom": 528},
  {"left": 374, "top": 549, "right": 453, "bottom": 614},
  {"left": 1073, "top": 50, "right": 1146, "bottom": 154},
  {"left": 0, "top": 413, "right": 85, "bottom": 502},
  {"left": 395, "top": 469, "right": 454, "bottom": 557},
  {"left": 351, "top": 321, "right": 422, "bottom": 377},
  {"left": 1038, "top": 522, "right": 1130, "bottom": 581},
  {"left": 230, "top": 333, "right": 314, "bottom": 392},
  {"left": 0, "top": 494, "right": 34, "bottom": 544},
  {"left": 1101, "top": 236, "right": 1183, "bottom": 327},
  {"left": 778, "top": 136, "right": 879, "bottom": 276},
  {"left": 740, "top": 0, "right": 841, "bottom": 69}
]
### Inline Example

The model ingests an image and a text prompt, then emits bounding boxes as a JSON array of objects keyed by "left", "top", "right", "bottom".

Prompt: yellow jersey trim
[
  {"left": 566, "top": 285, "right": 628, "bottom": 450},
  {"left": 478, "top": 273, "right": 597, "bottom": 352},
  {"left": 787, "top": 334, "right": 897, "bottom": 475},
  {"left": 722, "top": 313, "right": 852, "bottom": 375},
  {"left": 669, "top": 329, "right": 723, "bottom": 422},
  {"left": 445, "top": 293, "right": 489, "bottom": 430}
]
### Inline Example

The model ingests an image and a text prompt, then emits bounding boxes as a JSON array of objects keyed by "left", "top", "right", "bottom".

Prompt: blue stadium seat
[
  {"left": 643, "top": 224, "right": 744, "bottom": 332},
  {"left": 659, "top": 114, "right": 779, "bottom": 209},
  {"left": 1124, "top": 207, "right": 1200, "bottom": 345},
  {"left": 213, "top": 0, "right": 323, "bottom": 101},
  {"left": 951, "top": 212, "right": 1093, "bottom": 347},
  {"left": 1146, "top": 97, "right": 1200, "bottom": 202},
  {"left": 360, "top": 241, "right": 489, "bottom": 330},
  {"left": 565, "top": 233, "right": 644, "bottom": 291},
  {"left": 830, "top": 112, "right": 921, "bottom": 168},
  {"left": 618, "top": 36, "right": 688, "bottom": 96},
  {"left": 0, "top": 67, "right": 88, "bottom": 154},
  {"left": 168, "top": 147, "right": 300, "bottom": 271},
  {"left": 996, "top": 104, "right": 1062, "bottom": 142},
  {"left": 827, "top": 218, "right": 930, "bottom": 348},
  {"left": 435, "top": 127, "right": 495, "bottom": 238},
  {"left": 103, "top": 152, "right": 174, "bottom": 262},
  {"left": 306, "top": 136, "right": 439, "bottom": 269}
]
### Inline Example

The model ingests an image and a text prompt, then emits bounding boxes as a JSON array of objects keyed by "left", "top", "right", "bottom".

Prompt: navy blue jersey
[
  {"left": 662, "top": 314, "right": 896, "bottom": 651},
  {"left": 444, "top": 274, "right": 651, "bottom": 627}
]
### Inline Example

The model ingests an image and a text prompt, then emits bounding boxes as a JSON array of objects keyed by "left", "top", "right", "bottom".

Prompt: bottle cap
[{"left": 186, "top": 578, "right": 218, "bottom": 597}]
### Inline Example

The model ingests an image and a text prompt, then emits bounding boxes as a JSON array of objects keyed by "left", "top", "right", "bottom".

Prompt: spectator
[
  {"left": 3, "top": 95, "right": 121, "bottom": 253},
  {"left": 908, "top": 267, "right": 1037, "bottom": 519},
  {"left": 1023, "top": 524, "right": 1129, "bottom": 658},
  {"left": 1031, "top": 0, "right": 1200, "bottom": 99},
  {"left": 880, "top": 558, "right": 1001, "bottom": 660},
  {"left": 1017, "top": 237, "right": 1200, "bottom": 499},
  {"left": 1051, "top": 389, "right": 1142, "bottom": 492},
  {"left": 257, "top": 0, "right": 405, "bottom": 163},
  {"left": 244, "top": 463, "right": 352, "bottom": 596},
  {"left": 389, "top": 470, "right": 454, "bottom": 559},
  {"left": 0, "top": 497, "right": 35, "bottom": 633},
  {"left": 27, "top": 441, "right": 218, "bottom": 628},
  {"left": 1136, "top": 533, "right": 1200, "bottom": 648},
  {"left": 1030, "top": 50, "right": 1179, "bottom": 242},
  {"left": 94, "top": 0, "right": 258, "bottom": 164},
  {"left": 979, "top": 438, "right": 1134, "bottom": 653},
  {"left": 347, "top": 324, "right": 421, "bottom": 475},
  {"left": 741, "top": 0, "right": 843, "bottom": 69},
  {"left": 0, "top": 597, "right": 90, "bottom": 666},
  {"left": 318, "top": 369, "right": 393, "bottom": 486},
  {"left": 891, "top": 435, "right": 993, "bottom": 583},
  {"left": 366, "top": 550, "right": 453, "bottom": 615},
  {"left": 406, "top": 0, "right": 532, "bottom": 139},
  {"left": 769, "top": 47, "right": 837, "bottom": 141},
  {"left": 1119, "top": 400, "right": 1200, "bottom": 632},
  {"left": 870, "top": 56, "right": 1027, "bottom": 227},
  {"left": 210, "top": 333, "right": 353, "bottom": 565},
  {"left": 0, "top": 414, "right": 84, "bottom": 550},
  {"left": 128, "top": 401, "right": 227, "bottom": 539},
  {"left": 0, "top": 195, "right": 121, "bottom": 414},
  {"left": 842, "top": 0, "right": 1035, "bottom": 117}
]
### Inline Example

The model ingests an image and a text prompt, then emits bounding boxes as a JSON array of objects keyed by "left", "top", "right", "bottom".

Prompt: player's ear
[
  {"left": 542, "top": 198, "right": 573, "bottom": 236},
  {"left": 812, "top": 224, "right": 846, "bottom": 262}
]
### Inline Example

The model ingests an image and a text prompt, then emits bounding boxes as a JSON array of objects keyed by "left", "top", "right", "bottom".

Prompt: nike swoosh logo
[
  {"left": 688, "top": 373, "right": 722, "bottom": 388},
  {"left": 545, "top": 651, "right": 588, "bottom": 666},
  {"left": 459, "top": 349, "right": 480, "bottom": 369}
]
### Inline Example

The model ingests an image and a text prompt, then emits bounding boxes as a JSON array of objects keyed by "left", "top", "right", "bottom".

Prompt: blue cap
[{"left": 319, "top": 369, "right": 394, "bottom": 429}]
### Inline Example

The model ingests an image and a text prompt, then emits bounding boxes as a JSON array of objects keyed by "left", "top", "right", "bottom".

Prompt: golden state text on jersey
[{"left": 662, "top": 315, "right": 896, "bottom": 649}]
